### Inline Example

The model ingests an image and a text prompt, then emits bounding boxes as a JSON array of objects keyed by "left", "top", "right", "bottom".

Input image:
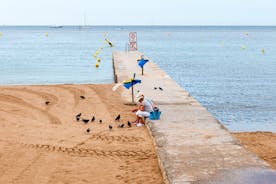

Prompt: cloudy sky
[{"left": 0, "top": 0, "right": 275, "bottom": 25}]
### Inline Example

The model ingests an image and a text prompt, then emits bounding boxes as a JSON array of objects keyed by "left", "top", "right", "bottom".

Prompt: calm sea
[{"left": 0, "top": 26, "right": 275, "bottom": 132}]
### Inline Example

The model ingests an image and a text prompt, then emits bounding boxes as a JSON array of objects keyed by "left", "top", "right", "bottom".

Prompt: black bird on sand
[
  {"left": 45, "top": 101, "right": 50, "bottom": 105},
  {"left": 159, "top": 87, "right": 164, "bottom": 91},
  {"left": 80, "top": 95, "right": 85, "bottom": 99},
  {"left": 109, "top": 125, "right": 112, "bottom": 130},
  {"left": 115, "top": 114, "right": 121, "bottom": 121},
  {"left": 76, "top": 113, "right": 82, "bottom": 121},
  {"left": 86, "top": 128, "right": 90, "bottom": 133},
  {"left": 82, "top": 119, "right": 90, "bottom": 124},
  {"left": 91, "top": 116, "right": 95, "bottom": 122},
  {"left": 127, "top": 121, "right": 131, "bottom": 127},
  {"left": 118, "top": 124, "right": 124, "bottom": 128},
  {"left": 99, "top": 119, "right": 102, "bottom": 123},
  {"left": 153, "top": 87, "right": 157, "bottom": 90}
]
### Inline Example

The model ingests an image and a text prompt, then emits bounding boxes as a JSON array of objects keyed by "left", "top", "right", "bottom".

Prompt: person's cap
[{"left": 136, "top": 92, "right": 144, "bottom": 102}]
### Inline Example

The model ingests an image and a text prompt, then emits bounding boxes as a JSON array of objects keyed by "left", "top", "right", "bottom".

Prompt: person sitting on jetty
[{"left": 133, "top": 92, "right": 154, "bottom": 126}]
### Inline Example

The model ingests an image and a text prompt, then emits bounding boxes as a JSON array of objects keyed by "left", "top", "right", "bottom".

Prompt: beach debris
[
  {"left": 82, "top": 119, "right": 90, "bottom": 124},
  {"left": 118, "top": 124, "right": 124, "bottom": 128},
  {"left": 261, "top": 48, "right": 265, "bottom": 54},
  {"left": 86, "top": 128, "right": 90, "bottom": 133},
  {"left": 159, "top": 87, "right": 164, "bottom": 91},
  {"left": 80, "top": 95, "right": 85, "bottom": 99},
  {"left": 91, "top": 115, "right": 95, "bottom": 122},
  {"left": 127, "top": 121, "right": 131, "bottom": 127},
  {"left": 109, "top": 125, "right": 112, "bottom": 130},
  {"left": 45, "top": 101, "right": 50, "bottom": 105},
  {"left": 115, "top": 114, "right": 121, "bottom": 121},
  {"left": 99, "top": 119, "right": 102, "bottom": 123},
  {"left": 76, "top": 113, "right": 82, "bottom": 121}
]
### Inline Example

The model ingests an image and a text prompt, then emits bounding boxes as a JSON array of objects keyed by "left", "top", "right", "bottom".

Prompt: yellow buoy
[
  {"left": 261, "top": 48, "right": 265, "bottom": 54},
  {"left": 245, "top": 32, "right": 249, "bottom": 36},
  {"left": 0, "top": 32, "right": 3, "bottom": 36},
  {"left": 97, "top": 58, "right": 101, "bottom": 62},
  {"left": 45, "top": 32, "right": 49, "bottom": 37},
  {"left": 96, "top": 62, "right": 99, "bottom": 68},
  {"left": 241, "top": 45, "right": 246, "bottom": 50}
]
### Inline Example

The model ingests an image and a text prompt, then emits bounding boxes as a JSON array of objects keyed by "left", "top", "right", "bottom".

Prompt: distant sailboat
[{"left": 79, "top": 13, "right": 89, "bottom": 30}]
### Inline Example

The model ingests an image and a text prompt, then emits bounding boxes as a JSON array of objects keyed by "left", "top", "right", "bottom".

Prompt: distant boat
[
  {"left": 49, "top": 26, "right": 63, "bottom": 29},
  {"left": 79, "top": 13, "right": 89, "bottom": 30}
]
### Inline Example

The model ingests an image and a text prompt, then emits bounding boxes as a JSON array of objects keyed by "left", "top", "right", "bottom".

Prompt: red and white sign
[
  {"left": 129, "top": 32, "right": 137, "bottom": 42},
  {"left": 129, "top": 32, "right": 138, "bottom": 51},
  {"left": 130, "top": 42, "right": 138, "bottom": 51}
]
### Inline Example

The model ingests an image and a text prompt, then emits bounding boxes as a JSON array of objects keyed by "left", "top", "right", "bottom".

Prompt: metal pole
[
  {"left": 131, "top": 85, "right": 134, "bottom": 103},
  {"left": 142, "top": 67, "right": 144, "bottom": 75}
]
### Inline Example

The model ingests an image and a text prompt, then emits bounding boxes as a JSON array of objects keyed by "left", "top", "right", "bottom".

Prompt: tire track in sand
[{"left": 0, "top": 94, "right": 61, "bottom": 124}]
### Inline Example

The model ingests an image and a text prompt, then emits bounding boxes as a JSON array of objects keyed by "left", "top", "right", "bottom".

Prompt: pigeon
[
  {"left": 86, "top": 128, "right": 90, "bottom": 133},
  {"left": 118, "top": 124, "right": 124, "bottom": 128},
  {"left": 153, "top": 87, "right": 157, "bottom": 90},
  {"left": 99, "top": 119, "right": 102, "bottom": 123},
  {"left": 76, "top": 113, "right": 82, "bottom": 121},
  {"left": 82, "top": 119, "right": 90, "bottom": 124},
  {"left": 115, "top": 114, "right": 121, "bottom": 121},
  {"left": 80, "top": 96, "right": 85, "bottom": 99},
  {"left": 127, "top": 121, "right": 131, "bottom": 127},
  {"left": 159, "top": 87, "right": 163, "bottom": 91},
  {"left": 91, "top": 116, "right": 95, "bottom": 122},
  {"left": 109, "top": 125, "right": 112, "bottom": 130},
  {"left": 45, "top": 101, "right": 50, "bottom": 105}
]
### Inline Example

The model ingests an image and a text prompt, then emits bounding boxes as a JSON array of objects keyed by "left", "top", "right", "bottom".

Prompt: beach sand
[
  {"left": 0, "top": 84, "right": 163, "bottom": 184},
  {"left": 232, "top": 132, "right": 276, "bottom": 169}
]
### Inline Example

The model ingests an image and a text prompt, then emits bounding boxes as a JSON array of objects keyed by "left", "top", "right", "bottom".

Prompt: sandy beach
[
  {"left": 233, "top": 132, "right": 276, "bottom": 170},
  {"left": 0, "top": 84, "right": 163, "bottom": 184}
]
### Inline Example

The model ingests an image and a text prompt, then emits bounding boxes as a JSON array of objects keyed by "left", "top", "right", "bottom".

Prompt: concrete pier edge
[{"left": 112, "top": 51, "right": 276, "bottom": 184}]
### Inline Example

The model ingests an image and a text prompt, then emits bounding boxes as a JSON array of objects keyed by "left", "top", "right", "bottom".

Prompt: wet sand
[
  {"left": 232, "top": 132, "right": 276, "bottom": 170},
  {"left": 0, "top": 84, "right": 163, "bottom": 184}
]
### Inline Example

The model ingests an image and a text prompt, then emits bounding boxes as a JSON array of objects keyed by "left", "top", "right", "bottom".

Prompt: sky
[{"left": 0, "top": 0, "right": 275, "bottom": 26}]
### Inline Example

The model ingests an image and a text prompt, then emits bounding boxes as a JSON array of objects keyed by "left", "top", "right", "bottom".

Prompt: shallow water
[{"left": 0, "top": 26, "right": 275, "bottom": 132}]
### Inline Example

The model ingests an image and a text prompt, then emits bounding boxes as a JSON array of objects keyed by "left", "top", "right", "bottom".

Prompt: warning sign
[
  {"left": 129, "top": 32, "right": 138, "bottom": 51},
  {"left": 129, "top": 32, "right": 137, "bottom": 42},
  {"left": 130, "top": 42, "right": 138, "bottom": 51}
]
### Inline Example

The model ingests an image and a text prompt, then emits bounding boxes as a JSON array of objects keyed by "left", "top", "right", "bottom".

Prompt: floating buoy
[
  {"left": 261, "top": 48, "right": 265, "bottom": 54},
  {"left": 45, "top": 32, "right": 49, "bottom": 37},
  {"left": 0, "top": 32, "right": 3, "bottom": 37},
  {"left": 97, "top": 58, "right": 101, "bottom": 62},
  {"left": 245, "top": 32, "right": 249, "bottom": 36},
  {"left": 96, "top": 62, "right": 99, "bottom": 68},
  {"left": 105, "top": 38, "right": 113, "bottom": 47},
  {"left": 241, "top": 45, "right": 246, "bottom": 50}
]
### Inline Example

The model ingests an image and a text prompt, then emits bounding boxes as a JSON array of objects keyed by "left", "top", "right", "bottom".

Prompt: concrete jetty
[{"left": 113, "top": 51, "right": 276, "bottom": 184}]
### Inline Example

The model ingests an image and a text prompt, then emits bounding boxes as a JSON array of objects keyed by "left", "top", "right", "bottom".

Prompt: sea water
[{"left": 0, "top": 26, "right": 275, "bottom": 132}]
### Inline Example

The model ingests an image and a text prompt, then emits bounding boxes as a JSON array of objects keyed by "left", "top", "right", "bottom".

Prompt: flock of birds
[
  {"left": 75, "top": 112, "right": 132, "bottom": 133},
  {"left": 44, "top": 95, "right": 132, "bottom": 134}
]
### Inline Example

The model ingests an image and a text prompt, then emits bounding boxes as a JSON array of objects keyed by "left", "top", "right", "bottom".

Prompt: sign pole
[
  {"left": 142, "top": 67, "right": 144, "bottom": 75},
  {"left": 131, "top": 83, "right": 134, "bottom": 103}
]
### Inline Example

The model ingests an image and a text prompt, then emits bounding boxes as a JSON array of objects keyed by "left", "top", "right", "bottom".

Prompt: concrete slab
[{"left": 112, "top": 51, "right": 276, "bottom": 184}]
